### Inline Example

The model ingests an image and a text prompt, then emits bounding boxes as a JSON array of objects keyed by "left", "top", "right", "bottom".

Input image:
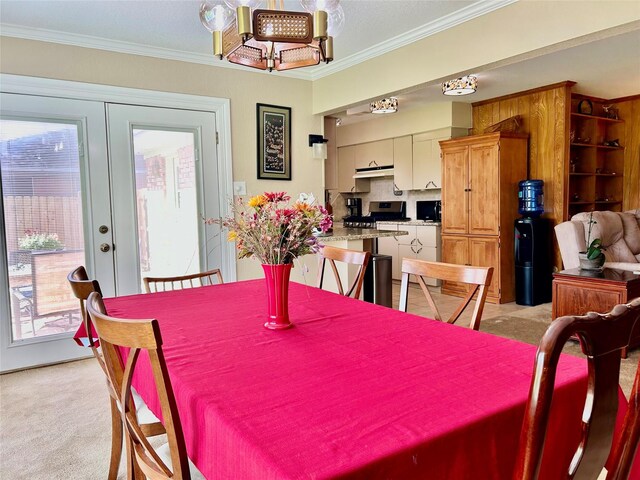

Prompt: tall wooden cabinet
[{"left": 440, "top": 132, "right": 528, "bottom": 304}]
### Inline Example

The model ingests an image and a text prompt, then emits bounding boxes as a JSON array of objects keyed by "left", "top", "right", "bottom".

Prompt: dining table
[{"left": 75, "top": 279, "right": 628, "bottom": 479}]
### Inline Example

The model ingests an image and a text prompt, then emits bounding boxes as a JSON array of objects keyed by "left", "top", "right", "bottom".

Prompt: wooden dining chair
[
  {"left": 606, "top": 354, "right": 640, "bottom": 480},
  {"left": 317, "top": 246, "right": 371, "bottom": 298},
  {"left": 68, "top": 266, "right": 164, "bottom": 480},
  {"left": 398, "top": 259, "right": 493, "bottom": 331},
  {"left": 514, "top": 297, "right": 640, "bottom": 480},
  {"left": 143, "top": 269, "right": 224, "bottom": 293},
  {"left": 86, "top": 292, "right": 204, "bottom": 480}
]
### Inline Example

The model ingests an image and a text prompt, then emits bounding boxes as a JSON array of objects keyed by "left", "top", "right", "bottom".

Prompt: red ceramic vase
[{"left": 262, "top": 263, "right": 293, "bottom": 330}]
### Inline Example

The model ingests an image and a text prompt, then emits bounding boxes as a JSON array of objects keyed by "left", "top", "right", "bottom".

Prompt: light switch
[{"left": 233, "top": 181, "right": 247, "bottom": 196}]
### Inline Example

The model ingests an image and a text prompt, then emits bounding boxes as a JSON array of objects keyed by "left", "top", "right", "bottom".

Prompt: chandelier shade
[
  {"left": 201, "top": 0, "right": 339, "bottom": 72},
  {"left": 370, "top": 97, "right": 398, "bottom": 114},
  {"left": 442, "top": 75, "right": 478, "bottom": 95}
]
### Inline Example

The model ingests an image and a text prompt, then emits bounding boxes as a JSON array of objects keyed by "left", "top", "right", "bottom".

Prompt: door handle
[{"left": 100, "top": 243, "right": 111, "bottom": 253}]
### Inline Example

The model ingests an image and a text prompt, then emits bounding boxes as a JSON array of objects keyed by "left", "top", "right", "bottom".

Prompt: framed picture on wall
[{"left": 257, "top": 103, "right": 291, "bottom": 180}]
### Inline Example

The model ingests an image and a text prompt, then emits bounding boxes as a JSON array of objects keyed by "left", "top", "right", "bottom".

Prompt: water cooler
[{"left": 515, "top": 180, "right": 552, "bottom": 306}]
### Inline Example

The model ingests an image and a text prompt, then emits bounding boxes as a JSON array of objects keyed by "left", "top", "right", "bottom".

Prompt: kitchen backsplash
[{"left": 328, "top": 178, "right": 441, "bottom": 221}]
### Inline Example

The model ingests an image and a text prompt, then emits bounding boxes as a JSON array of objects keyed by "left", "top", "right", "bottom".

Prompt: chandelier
[{"left": 200, "top": 0, "right": 345, "bottom": 72}]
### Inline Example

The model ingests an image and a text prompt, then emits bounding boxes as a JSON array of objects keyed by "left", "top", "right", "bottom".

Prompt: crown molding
[
  {"left": 0, "top": 24, "right": 313, "bottom": 80},
  {"left": 0, "top": 0, "right": 516, "bottom": 83},
  {"left": 308, "top": 0, "right": 518, "bottom": 80}
]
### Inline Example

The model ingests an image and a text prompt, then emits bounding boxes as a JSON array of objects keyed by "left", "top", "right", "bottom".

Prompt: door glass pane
[
  {"left": 1, "top": 119, "right": 85, "bottom": 341},
  {"left": 132, "top": 129, "right": 200, "bottom": 288}
]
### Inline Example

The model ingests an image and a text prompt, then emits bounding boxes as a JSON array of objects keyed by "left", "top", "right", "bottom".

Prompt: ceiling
[
  {"left": 0, "top": 0, "right": 479, "bottom": 64},
  {"left": 1, "top": 0, "right": 639, "bottom": 125}
]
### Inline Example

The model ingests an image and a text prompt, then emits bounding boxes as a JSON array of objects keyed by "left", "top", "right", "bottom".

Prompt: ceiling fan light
[
  {"left": 442, "top": 75, "right": 477, "bottom": 96},
  {"left": 370, "top": 97, "right": 398, "bottom": 114}
]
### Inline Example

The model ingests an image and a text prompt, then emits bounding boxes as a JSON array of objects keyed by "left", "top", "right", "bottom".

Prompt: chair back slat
[
  {"left": 399, "top": 259, "right": 493, "bottom": 330},
  {"left": 514, "top": 298, "right": 640, "bottom": 480},
  {"left": 67, "top": 266, "right": 103, "bottom": 351},
  {"left": 143, "top": 269, "right": 224, "bottom": 293},
  {"left": 87, "top": 292, "right": 191, "bottom": 480},
  {"left": 317, "top": 246, "right": 371, "bottom": 299}
]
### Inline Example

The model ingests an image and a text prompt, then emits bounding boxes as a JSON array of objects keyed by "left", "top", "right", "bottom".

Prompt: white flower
[{"left": 297, "top": 192, "right": 316, "bottom": 205}]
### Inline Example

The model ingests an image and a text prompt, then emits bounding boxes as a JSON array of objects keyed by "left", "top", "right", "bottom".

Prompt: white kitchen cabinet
[
  {"left": 397, "top": 225, "right": 441, "bottom": 286},
  {"left": 355, "top": 139, "right": 394, "bottom": 170},
  {"left": 378, "top": 223, "right": 441, "bottom": 285},
  {"left": 393, "top": 136, "right": 413, "bottom": 191},
  {"left": 412, "top": 136, "right": 448, "bottom": 190},
  {"left": 337, "top": 145, "right": 370, "bottom": 193}
]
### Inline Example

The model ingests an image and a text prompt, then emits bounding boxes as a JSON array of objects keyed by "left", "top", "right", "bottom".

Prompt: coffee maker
[{"left": 346, "top": 197, "right": 362, "bottom": 217}]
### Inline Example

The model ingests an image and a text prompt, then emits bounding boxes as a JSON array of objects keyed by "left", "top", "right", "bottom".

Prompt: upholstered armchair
[{"left": 555, "top": 210, "right": 640, "bottom": 271}]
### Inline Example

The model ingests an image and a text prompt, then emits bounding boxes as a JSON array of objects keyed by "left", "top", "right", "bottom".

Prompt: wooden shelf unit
[{"left": 568, "top": 95, "right": 625, "bottom": 218}]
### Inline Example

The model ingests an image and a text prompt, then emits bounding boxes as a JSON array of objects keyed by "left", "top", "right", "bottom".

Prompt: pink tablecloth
[{"left": 100, "top": 280, "right": 592, "bottom": 479}]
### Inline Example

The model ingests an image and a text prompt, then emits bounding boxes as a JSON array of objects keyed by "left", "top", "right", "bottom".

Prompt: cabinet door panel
[
  {"left": 469, "top": 143, "right": 499, "bottom": 235},
  {"left": 441, "top": 146, "right": 468, "bottom": 234},
  {"left": 355, "top": 139, "right": 393, "bottom": 169},
  {"left": 469, "top": 236, "right": 499, "bottom": 298},
  {"left": 428, "top": 137, "right": 445, "bottom": 189},
  {"left": 337, "top": 146, "right": 356, "bottom": 193},
  {"left": 397, "top": 226, "right": 417, "bottom": 246},
  {"left": 412, "top": 139, "right": 432, "bottom": 190},
  {"left": 393, "top": 136, "right": 413, "bottom": 191},
  {"left": 441, "top": 235, "right": 469, "bottom": 294},
  {"left": 415, "top": 226, "right": 439, "bottom": 248}
]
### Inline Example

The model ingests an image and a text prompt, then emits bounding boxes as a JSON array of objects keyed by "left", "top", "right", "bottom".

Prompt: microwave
[{"left": 416, "top": 200, "right": 441, "bottom": 222}]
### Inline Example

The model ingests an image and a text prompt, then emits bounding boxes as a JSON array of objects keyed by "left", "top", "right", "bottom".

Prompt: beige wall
[
  {"left": 0, "top": 37, "right": 322, "bottom": 280},
  {"left": 312, "top": 1, "right": 640, "bottom": 114},
  {"left": 336, "top": 102, "right": 471, "bottom": 147}
]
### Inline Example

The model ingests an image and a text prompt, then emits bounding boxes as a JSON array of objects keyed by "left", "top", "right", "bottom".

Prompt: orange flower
[{"left": 248, "top": 195, "right": 267, "bottom": 208}]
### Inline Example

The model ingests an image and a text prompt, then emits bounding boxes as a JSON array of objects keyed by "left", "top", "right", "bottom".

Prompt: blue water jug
[{"left": 518, "top": 180, "right": 544, "bottom": 217}]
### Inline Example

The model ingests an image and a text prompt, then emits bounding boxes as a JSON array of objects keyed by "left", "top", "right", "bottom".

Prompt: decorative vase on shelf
[
  {"left": 578, "top": 252, "right": 605, "bottom": 271},
  {"left": 262, "top": 263, "right": 293, "bottom": 330}
]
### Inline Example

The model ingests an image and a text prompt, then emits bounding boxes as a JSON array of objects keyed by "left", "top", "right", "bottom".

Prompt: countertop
[
  {"left": 376, "top": 220, "right": 442, "bottom": 227},
  {"left": 316, "top": 227, "right": 409, "bottom": 242}
]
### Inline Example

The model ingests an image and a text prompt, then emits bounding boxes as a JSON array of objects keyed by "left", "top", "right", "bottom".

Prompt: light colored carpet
[{"left": 1, "top": 289, "right": 638, "bottom": 479}]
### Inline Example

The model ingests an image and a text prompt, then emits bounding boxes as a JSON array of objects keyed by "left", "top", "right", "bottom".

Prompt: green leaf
[
  {"left": 586, "top": 247, "right": 601, "bottom": 260},
  {"left": 589, "top": 239, "right": 602, "bottom": 249}
]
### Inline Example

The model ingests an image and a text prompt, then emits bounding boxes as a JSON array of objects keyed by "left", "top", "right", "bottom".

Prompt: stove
[{"left": 343, "top": 201, "right": 408, "bottom": 228}]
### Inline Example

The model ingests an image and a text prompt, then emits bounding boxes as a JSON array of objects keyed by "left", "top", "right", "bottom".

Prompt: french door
[{"left": 0, "top": 94, "right": 222, "bottom": 371}]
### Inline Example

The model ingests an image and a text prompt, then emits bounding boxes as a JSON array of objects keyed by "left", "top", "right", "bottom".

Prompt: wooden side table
[{"left": 552, "top": 268, "right": 640, "bottom": 356}]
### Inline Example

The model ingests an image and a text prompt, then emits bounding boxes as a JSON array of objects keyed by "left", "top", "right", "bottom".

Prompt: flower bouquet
[{"left": 208, "top": 192, "right": 332, "bottom": 329}]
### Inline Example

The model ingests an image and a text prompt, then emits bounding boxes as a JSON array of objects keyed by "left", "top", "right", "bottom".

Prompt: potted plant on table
[
  {"left": 207, "top": 192, "right": 332, "bottom": 330},
  {"left": 578, "top": 212, "right": 605, "bottom": 271}
]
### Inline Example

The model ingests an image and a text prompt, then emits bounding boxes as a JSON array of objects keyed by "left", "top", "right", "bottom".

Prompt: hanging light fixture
[
  {"left": 442, "top": 75, "right": 478, "bottom": 96},
  {"left": 200, "top": 0, "right": 344, "bottom": 72},
  {"left": 370, "top": 97, "right": 398, "bottom": 114}
]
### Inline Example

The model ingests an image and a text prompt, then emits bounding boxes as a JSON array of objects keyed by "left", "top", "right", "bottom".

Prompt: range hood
[{"left": 353, "top": 166, "right": 394, "bottom": 179}]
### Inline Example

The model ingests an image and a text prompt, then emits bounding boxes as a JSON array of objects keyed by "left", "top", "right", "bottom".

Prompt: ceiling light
[
  {"left": 370, "top": 97, "right": 398, "bottom": 114},
  {"left": 200, "top": 0, "right": 344, "bottom": 73},
  {"left": 442, "top": 75, "right": 478, "bottom": 96}
]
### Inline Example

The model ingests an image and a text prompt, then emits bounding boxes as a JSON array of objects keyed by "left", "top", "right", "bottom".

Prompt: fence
[{"left": 3, "top": 196, "right": 84, "bottom": 254}]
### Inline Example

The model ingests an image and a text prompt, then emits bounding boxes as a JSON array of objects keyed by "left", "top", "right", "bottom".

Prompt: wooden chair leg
[{"left": 108, "top": 397, "right": 123, "bottom": 480}]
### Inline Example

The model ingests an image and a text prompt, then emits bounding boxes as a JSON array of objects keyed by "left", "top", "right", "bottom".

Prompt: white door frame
[{"left": 0, "top": 73, "right": 237, "bottom": 282}]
